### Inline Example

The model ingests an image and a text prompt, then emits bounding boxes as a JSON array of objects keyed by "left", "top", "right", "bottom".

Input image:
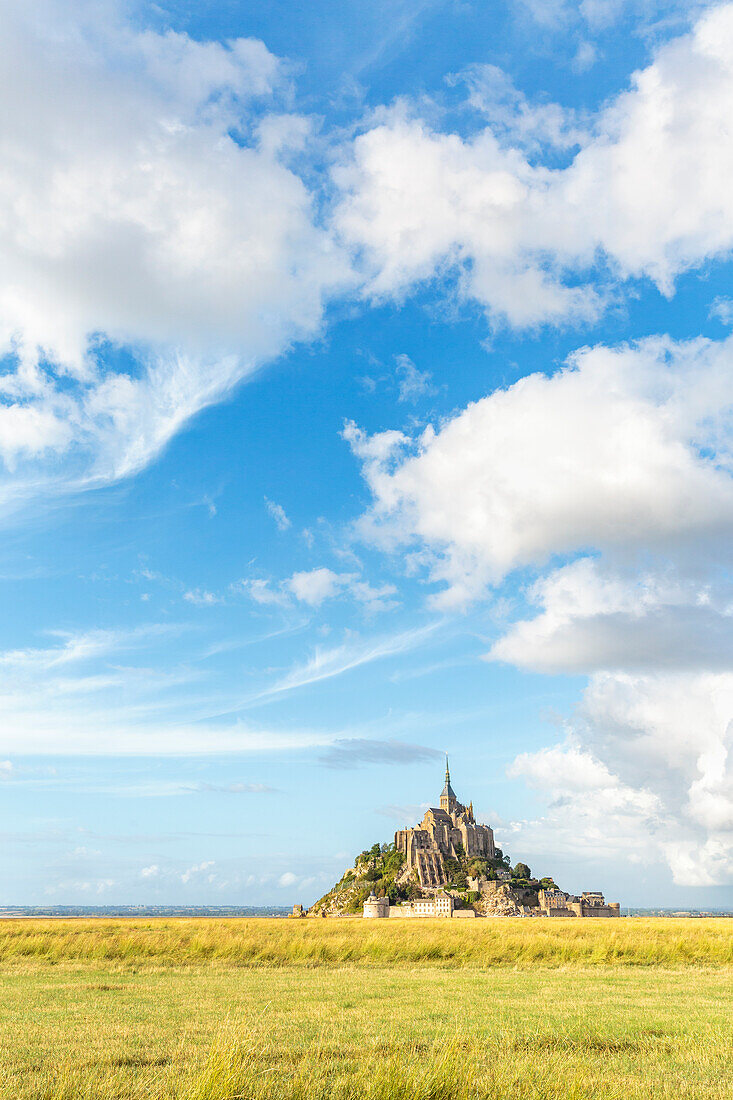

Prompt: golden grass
[
  {"left": 0, "top": 918, "right": 731, "bottom": 1099},
  {"left": 1, "top": 915, "right": 731, "bottom": 968}
]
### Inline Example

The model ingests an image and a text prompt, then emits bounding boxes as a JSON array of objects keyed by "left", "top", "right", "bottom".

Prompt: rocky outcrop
[{"left": 474, "top": 883, "right": 523, "bottom": 917}]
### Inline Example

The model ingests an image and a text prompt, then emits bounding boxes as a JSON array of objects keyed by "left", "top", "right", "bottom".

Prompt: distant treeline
[{"left": 0, "top": 906, "right": 291, "bottom": 918}]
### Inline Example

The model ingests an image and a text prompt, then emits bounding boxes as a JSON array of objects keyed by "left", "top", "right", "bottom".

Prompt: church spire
[{"left": 440, "top": 755, "right": 457, "bottom": 810}]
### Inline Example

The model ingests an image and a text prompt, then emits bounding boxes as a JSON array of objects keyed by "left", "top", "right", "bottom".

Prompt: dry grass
[
  {"left": 1, "top": 915, "right": 731, "bottom": 969},
  {"left": 0, "top": 918, "right": 731, "bottom": 1099}
]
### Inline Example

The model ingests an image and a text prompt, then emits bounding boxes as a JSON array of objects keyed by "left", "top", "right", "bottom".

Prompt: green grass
[{"left": 0, "top": 918, "right": 731, "bottom": 1099}]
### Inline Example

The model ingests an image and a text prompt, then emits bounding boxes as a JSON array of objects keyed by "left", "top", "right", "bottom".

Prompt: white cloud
[
  {"left": 509, "top": 666, "right": 733, "bottom": 887},
  {"left": 141, "top": 864, "right": 160, "bottom": 878},
  {"left": 183, "top": 588, "right": 221, "bottom": 607},
  {"left": 261, "top": 622, "right": 440, "bottom": 697},
  {"left": 347, "top": 334, "right": 733, "bottom": 607},
  {"left": 265, "top": 498, "right": 291, "bottom": 531},
  {"left": 286, "top": 568, "right": 346, "bottom": 606},
  {"left": 395, "top": 354, "right": 436, "bottom": 403},
  {"left": 489, "top": 558, "right": 733, "bottom": 674},
  {"left": 455, "top": 64, "right": 589, "bottom": 152},
  {"left": 511, "top": 744, "right": 630, "bottom": 794},
  {"left": 0, "top": 623, "right": 342, "bottom": 754},
  {"left": 236, "top": 567, "right": 398, "bottom": 612},
  {"left": 0, "top": 2, "right": 348, "bottom": 506},
  {"left": 278, "top": 871, "right": 298, "bottom": 887},
  {"left": 180, "top": 860, "right": 215, "bottom": 884},
  {"left": 45, "top": 877, "right": 117, "bottom": 896},
  {"left": 347, "top": 579, "right": 399, "bottom": 613},
  {"left": 513, "top": 0, "right": 709, "bottom": 33},
  {"left": 710, "top": 297, "right": 733, "bottom": 325},
  {"left": 234, "top": 578, "right": 292, "bottom": 607},
  {"left": 334, "top": 5, "right": 733, "bottom": 326},
  {"left": 0, "top": 761, "right": 13, "bottom": 778},
  {"left": 503, "top": 742, "right": 669, "bottom": 874},
  {"left": 0, "top": 625, "right": 174, "bottom": 673},
  {"left": 334, "top": 108, "right": 593, "bottom": 328},
  {"left": 502, "top": 664, "right": 733, "bottom": 886}
]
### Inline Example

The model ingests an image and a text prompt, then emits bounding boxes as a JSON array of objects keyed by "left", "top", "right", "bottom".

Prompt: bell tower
[{"left": 439, "top": 755, "right": 458, "bottom": 814}]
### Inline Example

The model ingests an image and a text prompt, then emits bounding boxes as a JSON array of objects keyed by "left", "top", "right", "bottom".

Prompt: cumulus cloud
[
  {"left": 237, "top": 567, "right": 398, "bottom": 612},
  {"left": 180, "top": 860, "right": 215, "bottom": 884},
  {"left": 490, "top": 559, "right": 733, "bottom": 674},
  {"left": 284, "top": 567, "right": 398, "bottom": 610},
  {"left": 286, "top": 568, "right": 347, "bottom": 606},
  {"left": 347, "top": 334, "right": 733, "bottom": 607},
  {"left": 455, "top": 63, "right": 589, "bottom": 152},
  {"left": 510, "top": 668, "right": 733, "bottom": 887},
  {"left": 335, "top": 4, "right": 733, "bottom": 326},
  {"left": 505, "top": 581, "right": 733, "bottom": 888},
  {"left": 0, "top": 1, "right": 348, "bottom": 507}
]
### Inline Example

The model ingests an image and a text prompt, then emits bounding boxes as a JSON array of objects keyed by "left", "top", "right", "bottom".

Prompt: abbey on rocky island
[
  {"left": 309, "top": 758, "right": 620, "bottom": 918},
  {"left": 394, "top": 758, "right": 495, "bottom": 888}
]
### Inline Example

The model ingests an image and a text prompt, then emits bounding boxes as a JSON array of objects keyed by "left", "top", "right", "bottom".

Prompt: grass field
[{"left": 0, "top": 918, "right": 731, "bottom": 1100}]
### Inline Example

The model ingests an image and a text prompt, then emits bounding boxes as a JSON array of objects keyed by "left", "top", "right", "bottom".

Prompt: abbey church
[{"left": 394, "top": 759, "right": 495, "bottom": 888}]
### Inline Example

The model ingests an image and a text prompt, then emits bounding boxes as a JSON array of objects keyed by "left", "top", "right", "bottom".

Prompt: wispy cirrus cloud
[
  {"left": 0, "top": 623, "right": 338, "bottom": 755},
  {"left": 258, "top": 621, "right": 441, "bottom": 698}
]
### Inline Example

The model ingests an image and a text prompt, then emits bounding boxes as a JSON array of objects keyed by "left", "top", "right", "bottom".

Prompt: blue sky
[{"left": 2, "top": 0, "right": 733, "bottom": 908}]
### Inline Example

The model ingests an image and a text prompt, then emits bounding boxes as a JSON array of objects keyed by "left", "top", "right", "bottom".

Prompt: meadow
[{"left": 0, "top": 917, "right": 731, "bottom": 1100}]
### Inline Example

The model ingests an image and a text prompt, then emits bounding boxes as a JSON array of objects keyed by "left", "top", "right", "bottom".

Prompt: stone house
[
  {"left": 363, "top": 891, "right": 456, "bottom": 918},
  {"left": 538, "top": 888, "right": 620, "bottom": 917}
]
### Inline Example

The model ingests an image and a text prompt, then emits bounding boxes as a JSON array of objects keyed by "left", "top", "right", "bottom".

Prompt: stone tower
[{"left": 439, "top": 755, "right": 459, "bottom": 814}]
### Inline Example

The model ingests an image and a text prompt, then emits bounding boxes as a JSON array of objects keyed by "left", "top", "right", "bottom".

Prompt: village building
[
  {"left": 538, "top": 888, "right": 620, "bottom": 917},
  {"left": 394, "top": 758, "right": 495, "bottom": 888},
  {"left": 394, "top": 893, "right": 454, "bottom": 918},
  {"left": 363, "top": 891, "right": 456, "bottom": 918}
]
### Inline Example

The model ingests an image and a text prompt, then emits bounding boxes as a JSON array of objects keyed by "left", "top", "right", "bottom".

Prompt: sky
[{"left": 1, "top": 0, "right": 733, "bottom": 909}]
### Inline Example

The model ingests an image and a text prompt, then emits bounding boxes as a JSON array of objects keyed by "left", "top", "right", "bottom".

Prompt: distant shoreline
[
  {"left": 1, "top": 905, "right": 732, "bottom": 919},
  {"left": 0, "top": 906, "right": 291, "bottom": 919}
]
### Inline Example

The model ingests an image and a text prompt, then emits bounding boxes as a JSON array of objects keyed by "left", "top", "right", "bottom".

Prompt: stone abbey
[
  {"left": 310, "top": 758, "right": 620, "bottom": 918},
  {"left": 394, "top": 758, "right": 495, "bottom": 888}
]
